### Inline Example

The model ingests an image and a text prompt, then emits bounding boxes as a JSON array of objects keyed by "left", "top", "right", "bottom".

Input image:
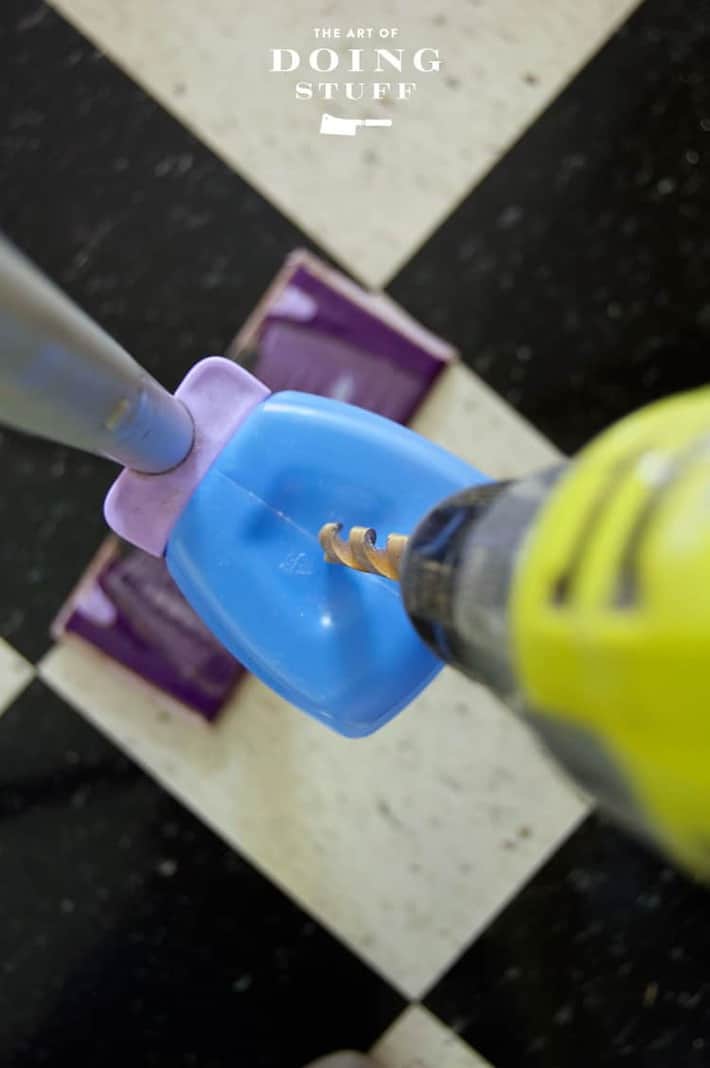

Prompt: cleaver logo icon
[{"left": 319, "top": 113, "right": 393, "bottom": 136}]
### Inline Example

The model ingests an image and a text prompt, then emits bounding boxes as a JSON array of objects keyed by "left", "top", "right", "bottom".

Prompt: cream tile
[
  {"left": 48, "top": 0, "right": 641, "bottom": 285},
  {"left": 372, "top": 1006, "right": 492, "bottom": 1068},
  {"left": 0, "top": 638, "right": 34, "bottom": 714},
  {"left": 41, "top": 636, "right": 586, "bottom": 998},
  {"left": 410, "top": 361, "right": 561, "bottom": 478}
]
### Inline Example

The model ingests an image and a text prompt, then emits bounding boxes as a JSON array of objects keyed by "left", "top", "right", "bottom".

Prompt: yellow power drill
[{"left": 326, "top": 388, "right": 710, "bottom": 879}]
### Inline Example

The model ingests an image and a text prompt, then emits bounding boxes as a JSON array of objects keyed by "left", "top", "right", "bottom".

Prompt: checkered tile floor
[{"left": 3, "top": 1, "right": 710, "bottom": 1065}]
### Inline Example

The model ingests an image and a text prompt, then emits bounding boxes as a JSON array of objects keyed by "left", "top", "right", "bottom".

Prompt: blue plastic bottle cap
[{"left": 167, "top": 392, "right": 487, "bottom": 736}]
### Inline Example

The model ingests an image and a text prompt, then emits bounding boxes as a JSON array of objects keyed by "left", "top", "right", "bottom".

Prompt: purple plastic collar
[{"left": 104, "top": 357, "right": 270, "bottom": 556}]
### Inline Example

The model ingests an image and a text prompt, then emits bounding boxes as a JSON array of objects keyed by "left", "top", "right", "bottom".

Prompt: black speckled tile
[
  {"left": 426, "top": 813, "right": 710, "bottom": 1068},
  {"left": 0, "top": 0, "right": 325, "bottom": 660},
  {"left": 388, "top": 0, "right": 710, "bottom": 456},
  {"left": 0, "top": 681, "right": 404, "bottom": 1067}
]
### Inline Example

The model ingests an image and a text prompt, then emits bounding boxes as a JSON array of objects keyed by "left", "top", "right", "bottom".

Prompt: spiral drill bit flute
[{"left": 319, "top": 522, "right": 409, "bottom": 580}]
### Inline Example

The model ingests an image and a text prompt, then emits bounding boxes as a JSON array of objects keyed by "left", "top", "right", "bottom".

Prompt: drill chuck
[{"left": 399, "top": 468, "right": 565, "bottom": 700}]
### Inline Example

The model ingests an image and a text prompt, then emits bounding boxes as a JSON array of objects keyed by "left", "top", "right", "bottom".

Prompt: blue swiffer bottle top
[{"left": 166, "top": 390, "right": 486, "bottom": 737}]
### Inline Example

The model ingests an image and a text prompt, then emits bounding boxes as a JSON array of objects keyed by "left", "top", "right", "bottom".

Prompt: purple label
[
  {"left": 236, "top": 252, "right": 452, "bottom": 425},
  {"left": 63, "top": 544, "right": 245, "bottom": 721},
  {"left": 256, "top": 321, "right": 434, "bottom": 424}
]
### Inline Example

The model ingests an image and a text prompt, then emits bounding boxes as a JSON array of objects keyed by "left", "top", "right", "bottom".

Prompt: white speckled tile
[
  {"left": 41, "top": 638, "right": 586, "bottom": 998},
  {"left": 409, "top": 360, "right": 560, "bottom": 477},
  {"left": 0, "top": 639, "right": 34, "bottom": 714},
  {"left": 372, "top": 1005, "right": 493, "bottom": 1067},
  {"left": 47, "top": 0, "right": 641, "bottom": 286}
]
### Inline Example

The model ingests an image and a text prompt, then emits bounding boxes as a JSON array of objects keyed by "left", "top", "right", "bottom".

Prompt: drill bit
[{"left": 319, "top": 522, "right": 408, "bottom": 581}]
